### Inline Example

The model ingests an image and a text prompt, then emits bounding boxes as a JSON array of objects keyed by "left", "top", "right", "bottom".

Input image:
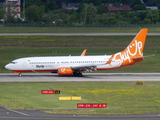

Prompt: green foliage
[
  {"left": 24, "top": 0, "right": 62, "bottom": 10},
  {"left": 121, "top": 0, "right": 134, "bottom": 4},
  {"left": 43, "top": 10, "right": 68, "bottom": 23},
  {"left": 65, "top": 12, "right": 79, "bottom": 24},
  {"left": 82, "top": 3, "right": 97, "bottom": 24},
  {"left": 132, "top": 0, "right": 146, "bottom": 10},
  {"left": 82, "top": 0, "right": 102, "bottom": 6},
  {"left": 147, "top": 0, "right": 159, "bottom": 6},
  {"left": 0, "top": 9, "right": 4, "bottom": 19},
  {"left": 42, "top": 12, "right": 56, "bottom": 23},
  {"left": 138, "top": 11, "right": 147, "bottom": 21},
  {"left": 98, "top": 14, "right": 117, "bottom": 24},
  {"left": 2, "top": 0, "right": 160, "bottom": 24},
  {"left": 25, "top": 0, "right": 44, "bottom": 9},
  {"left": 5, "top": 15, "right": 14, "bottom": 23},
  {"left": 97, "top": 5, "right": 108, "bottom": 14},
  {"left": 132, "top": 0, "right": 142, "bottom": 6},
  {"left": 143, "top": 18, "right": 152, "bottom": 24},
  {"left": 133, "top": 4, "right": 146, "bottom": 10},
  {"left": 25, "top": 5, "right": 45, "bottom": 22},
  {"left": 130, "top": 17, "right": 139, "bottom": 24},
  {"left": 108, "top": 10, "right": 158, "bottom": 24},
  {"left": 45, "top": 1, "right": 57, "bottom": 13},
  {"left": 69, "top": 9, "right": 76, "bottom": 15},
  {"left": 55, "top": 0, "right": 62, "bottom": 9},
  {"left": 5, "top": 17, "right": 23, "bottom": 23},
  {"left": 76, "top": 3, "right": 85, "bottom": 13},
  {"left": 113, "top": 2, "right": 121, "bottom": 7},
  {"left": 146, "top": 10, "right": 159, "bottom": 24}
]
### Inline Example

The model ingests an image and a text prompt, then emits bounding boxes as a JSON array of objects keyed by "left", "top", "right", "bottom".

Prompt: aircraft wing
[
  {"left": 72, "top": 65, "right": 97, "bottom": 71},
  {"left": 59, "top": 64, "right": 97, "bottom": 71}
]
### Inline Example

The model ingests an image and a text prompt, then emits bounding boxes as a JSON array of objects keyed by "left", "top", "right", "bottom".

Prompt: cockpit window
[{"left": 11, "top": 62, "right": 17, "bottom": 64}]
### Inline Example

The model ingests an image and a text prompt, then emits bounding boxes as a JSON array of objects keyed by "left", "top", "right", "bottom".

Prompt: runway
[
  {"left": 0, "top": 73, "right": 160, "bottom": 82},
  {"left": 0, "top": 105, "right": 160, "bottom": 120}
]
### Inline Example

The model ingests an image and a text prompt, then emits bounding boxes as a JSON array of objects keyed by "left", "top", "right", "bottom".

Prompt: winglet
[{"left": 81, "top": 49, "right": 87, "bottom": 56}]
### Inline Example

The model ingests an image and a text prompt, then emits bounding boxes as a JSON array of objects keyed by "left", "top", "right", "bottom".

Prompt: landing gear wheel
[
  {"left": 18, "top": 73, "right": 22, "bottom": 76},
  {"left": 73, "top": 72, "right": 78, "bottom": 76},
  {"left": 73, "top": 72, "right": 82, "bottom": 77},
  {"left": 78, "top": 73, "right": 82, "bottom": 77}
]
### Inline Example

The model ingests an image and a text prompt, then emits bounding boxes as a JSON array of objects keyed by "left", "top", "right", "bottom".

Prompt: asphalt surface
[
  {"left": 0, "top": 33, "right": 160, "bottom": 36},
  {"left": 0, "top": 106, "right": 160, "bottom": 120},
  {"left": 0, "top": 73, "right": 160, "bottom": 82}
]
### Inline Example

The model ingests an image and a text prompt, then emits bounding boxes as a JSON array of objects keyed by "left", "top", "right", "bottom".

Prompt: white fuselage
[{"left": 5, "top": 55, "right": 122, "bottom": 73}]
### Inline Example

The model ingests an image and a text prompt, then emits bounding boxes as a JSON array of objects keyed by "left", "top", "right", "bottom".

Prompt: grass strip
[
  {"left": 0, "top": 27, "right": 160, "bottom": 33},
  {"left": 0, "top": 82, "right": 160, "bottom": 115}
]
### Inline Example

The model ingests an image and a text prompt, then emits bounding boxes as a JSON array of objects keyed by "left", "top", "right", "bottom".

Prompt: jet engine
[{"left": 58, "top": 67, "right": 73, "bottom": 75}]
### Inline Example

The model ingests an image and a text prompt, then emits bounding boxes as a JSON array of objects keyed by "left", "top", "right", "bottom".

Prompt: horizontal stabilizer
[
  {"left": 144, "top": 54, "right": 155, "bottom": 57},
  {"left": 133, "top": 54, "right": 155, "bottom": 60},
  {"left": 132, "top": 57, "right": 144, "bottom": 60}
]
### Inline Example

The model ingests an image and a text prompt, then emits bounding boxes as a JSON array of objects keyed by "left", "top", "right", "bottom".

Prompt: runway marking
[{"left": 1, "top": 105, "right": 29, "bottom": 116}]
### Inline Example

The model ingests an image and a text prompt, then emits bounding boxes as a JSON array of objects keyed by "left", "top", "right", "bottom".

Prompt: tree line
[{"left": 1, "top": 0, "right": 160, "bottom": 25}]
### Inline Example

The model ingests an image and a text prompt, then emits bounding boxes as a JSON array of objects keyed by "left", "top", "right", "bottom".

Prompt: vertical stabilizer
[
  {"left": 107, "top": 28, "right": 148, "bottom": 67},
  {"left": 123, "top": 28, "right": 148, "bottom": 58}
]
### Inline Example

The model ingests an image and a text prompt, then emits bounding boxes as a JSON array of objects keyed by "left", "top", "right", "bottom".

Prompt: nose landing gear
[
  {"left": 14, "top": 71, "right": 22, "bottom": 76},
  {"left": 18, "top": 73, "right": 22, "bottom": 76}
]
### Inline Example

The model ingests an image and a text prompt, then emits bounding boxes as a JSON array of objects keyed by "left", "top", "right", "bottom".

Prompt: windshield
[{"left": 10, "top": 62, "right": 17, "bottom": 64}]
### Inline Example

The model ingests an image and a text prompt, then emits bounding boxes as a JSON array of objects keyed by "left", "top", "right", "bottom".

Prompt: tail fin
[
  {"left": 108, "top": 28, "right": 148, "bottom": 67},
  {"left": 123, "top": 28, "right": 148, "bottom": 58}
]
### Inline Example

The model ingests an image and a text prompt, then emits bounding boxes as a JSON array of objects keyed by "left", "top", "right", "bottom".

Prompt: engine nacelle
[{"left": 58, "top": 67, "right": 73, "bottom": 75}]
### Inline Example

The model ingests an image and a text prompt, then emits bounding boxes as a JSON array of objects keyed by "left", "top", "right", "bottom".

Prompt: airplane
[{"left": 5, "top": 28, "right": 148, "bottom": 77}]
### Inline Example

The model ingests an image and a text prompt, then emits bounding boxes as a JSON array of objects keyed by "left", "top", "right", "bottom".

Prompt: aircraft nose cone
[{"left": 5, "top": 64, "right": 11, "bottom": 70}]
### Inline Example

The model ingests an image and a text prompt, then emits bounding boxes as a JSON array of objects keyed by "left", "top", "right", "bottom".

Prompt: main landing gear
[
  {"left": 73, "top": 71, "right": 82, "bottom": 77},
  {"left": 18, "top": 73, "right": 22, "bottom": 76}
]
